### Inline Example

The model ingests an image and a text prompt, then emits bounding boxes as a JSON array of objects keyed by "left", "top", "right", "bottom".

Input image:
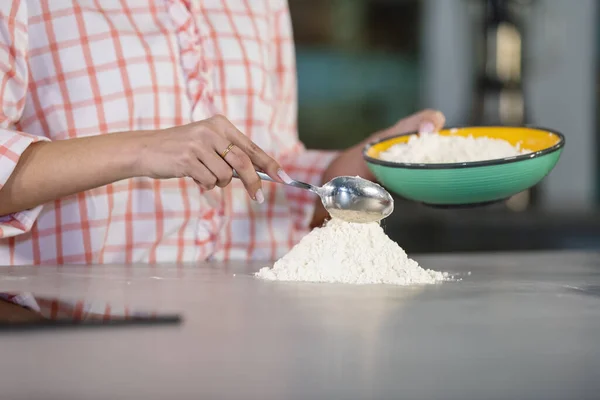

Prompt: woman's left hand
[
  {"left": 322, "top": 109, "right": 446, "bottom": 182},
  {"left": 311, "top": 109, "right": 446, "bottom": 227}
]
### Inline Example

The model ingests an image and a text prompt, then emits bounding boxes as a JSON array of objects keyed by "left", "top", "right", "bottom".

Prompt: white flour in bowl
[
  {"left": 256, "top": 218, "right": 447, "bottom": 285},
  {"left": 379, "top": 133, "right": 531, "bottom": 164}
]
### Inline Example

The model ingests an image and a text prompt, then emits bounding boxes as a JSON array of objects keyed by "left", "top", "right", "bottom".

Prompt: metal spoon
[{"left": 233, "top": 171, "right": 394, "bottom": 223}]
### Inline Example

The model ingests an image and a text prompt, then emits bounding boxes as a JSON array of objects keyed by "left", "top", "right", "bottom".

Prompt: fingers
[
  {"left": 207, "top": 114, "right": 283, "bottom": 182},
  {"left": 369, "top": 109, "right": 446, "bottom": 143},
  {"left": 417, "top": 109, "right": 446, "bottom": 134},
  {"left": 200, "top": 150, "right": 233, "bottom": 188},
  {"left": 206, "top": 130, "right": 263, "bottom": 202},
  {"left": 195, "top": 114, "right": 294, "bottom": 202},
  {"left": 394, "top": 109, "right": 446, "bottom": 135},
  {"left": 224, "top": 145, "right": 264, "bottom": 203},
  {"left": 187, "top": 162, "right": 217, "bottom": 190}
]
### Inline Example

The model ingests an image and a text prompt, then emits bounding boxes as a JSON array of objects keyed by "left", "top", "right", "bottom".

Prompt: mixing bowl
[{"left": 363, "top": 126, "right": 565, "bottom": 207}]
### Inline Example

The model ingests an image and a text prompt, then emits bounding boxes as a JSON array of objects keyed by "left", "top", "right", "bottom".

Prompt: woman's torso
[{"left": 1, "top": 0, "right": 303, "bottom": 264}]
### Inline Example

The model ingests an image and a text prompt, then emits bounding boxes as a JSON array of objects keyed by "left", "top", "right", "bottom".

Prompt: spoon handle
[{"left": 232, "top": 170, "right": 315, "bottom": 192}]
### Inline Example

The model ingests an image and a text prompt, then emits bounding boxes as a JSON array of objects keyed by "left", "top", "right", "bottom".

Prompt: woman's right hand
[
  {"left": 136, "top": 115, "right": 286, "bottom": 203},
  {"left": 0, "top": 115, "right": 287, "bottom": 216}
]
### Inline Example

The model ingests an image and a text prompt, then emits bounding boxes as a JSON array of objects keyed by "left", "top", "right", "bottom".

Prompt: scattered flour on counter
[
  {"left": 256, "top": 218, "right": 447, "bottom": 285},
  {"left": 379, "top": 133, "right": 531, "bottom": 164}
]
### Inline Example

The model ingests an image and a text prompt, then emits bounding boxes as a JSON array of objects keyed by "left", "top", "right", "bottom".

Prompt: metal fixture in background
[{"left": 469, "top": 0, "right": 535, "bottom": 211}]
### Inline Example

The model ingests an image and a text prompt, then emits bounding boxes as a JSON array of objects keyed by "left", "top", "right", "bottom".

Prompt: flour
[
  {"left": 256, "top": 218, "right": 447, "bottom": 285},
  {"left": 327, "top": 208, "right": 386, "bottom": 224},
  {"left": 379, "top": 133, "right": 531, "bottom": 164}
]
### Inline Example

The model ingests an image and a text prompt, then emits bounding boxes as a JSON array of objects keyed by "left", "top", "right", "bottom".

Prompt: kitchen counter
[{"left": 1, "top": 252, "right": 600, "bottom": 399}]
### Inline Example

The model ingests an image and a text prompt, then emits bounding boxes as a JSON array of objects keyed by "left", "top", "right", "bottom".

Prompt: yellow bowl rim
[{"left": 363, "top": 126, "right": 565, "bottom": 170}]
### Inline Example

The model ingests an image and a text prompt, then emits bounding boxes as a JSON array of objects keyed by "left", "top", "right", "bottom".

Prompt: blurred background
[{"left": 289, "top": 0, "right": 600, "bottom": 253}]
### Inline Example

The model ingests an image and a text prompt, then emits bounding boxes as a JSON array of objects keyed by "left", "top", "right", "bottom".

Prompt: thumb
[{"left": 394, "top": 109, "right": 446, "bottom": 135}]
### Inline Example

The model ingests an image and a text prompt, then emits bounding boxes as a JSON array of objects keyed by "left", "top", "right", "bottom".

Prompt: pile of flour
[
  {"left": 379, "top": 132, "right": 531, "bottom": 164},
  {"left": 256, "top": 218, "right": 447, "bottom": 285}
]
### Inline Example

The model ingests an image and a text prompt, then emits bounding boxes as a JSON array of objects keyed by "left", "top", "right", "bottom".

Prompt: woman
[{"left": 0, "top": 0, "right": 445, "bottom": 265}]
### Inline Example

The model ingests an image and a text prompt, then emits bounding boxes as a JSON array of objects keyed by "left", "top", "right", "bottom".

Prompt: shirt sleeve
[
  {"left": 279, "top": 148, "right": 339, "bottom": 231},
  {"left": 0, "top": 1, "right": 50, "bottom": 238}
]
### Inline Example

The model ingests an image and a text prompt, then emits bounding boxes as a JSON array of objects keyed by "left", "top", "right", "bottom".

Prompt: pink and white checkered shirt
[{"left": 0, "top": 0, "right": 336, "bottom": 265}]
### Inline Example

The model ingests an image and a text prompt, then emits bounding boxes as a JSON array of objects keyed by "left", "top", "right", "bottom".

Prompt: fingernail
[
  {"left": 277, "top": 169, "right": 293, "bottom": 184},
  {"left": 255, "top": 189, "right": 264, "bottom": 204},
  {"left": 419, "top": 121, "right": 435, "bottom": 135}
]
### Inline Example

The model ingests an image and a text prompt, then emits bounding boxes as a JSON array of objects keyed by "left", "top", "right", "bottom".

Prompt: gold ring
[{"left": 220, "top": 143, "right": 235, "bottom": 159}]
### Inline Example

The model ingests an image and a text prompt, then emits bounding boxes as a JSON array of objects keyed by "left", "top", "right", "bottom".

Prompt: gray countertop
[{"left": 1, "top": 251, "right": 600, "bottom": 399}]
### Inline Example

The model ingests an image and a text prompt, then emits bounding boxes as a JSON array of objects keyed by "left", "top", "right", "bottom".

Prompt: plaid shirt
[{"left": 0, "top": 0, "right": 337, "bottom": 265}]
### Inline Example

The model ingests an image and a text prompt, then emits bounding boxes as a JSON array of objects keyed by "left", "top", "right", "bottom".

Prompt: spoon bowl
[
  {"left": 318, "top": 176, "right": 394, "bottom": 223},
  {"left": 234, "top": 171, "right": 394, "bottom": 223}
]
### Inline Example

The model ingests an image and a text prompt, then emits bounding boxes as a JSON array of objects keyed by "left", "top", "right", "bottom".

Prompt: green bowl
[{"left": 363, "top": 126, "right": 565, "bottom": 207}]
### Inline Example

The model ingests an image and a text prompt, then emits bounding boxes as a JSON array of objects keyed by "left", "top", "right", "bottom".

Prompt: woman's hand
[
  {"left": 310, "top": 109, "right": 446, "bottom": 227},
  {"left": 0, "top": 115, "right": 284, "bottom": 216},
  {"left": 322, "top": 109, "right": 446, "bottom": 183},
  {"left": 136, "top": 115, "right": 284, "bottom": 203}
]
